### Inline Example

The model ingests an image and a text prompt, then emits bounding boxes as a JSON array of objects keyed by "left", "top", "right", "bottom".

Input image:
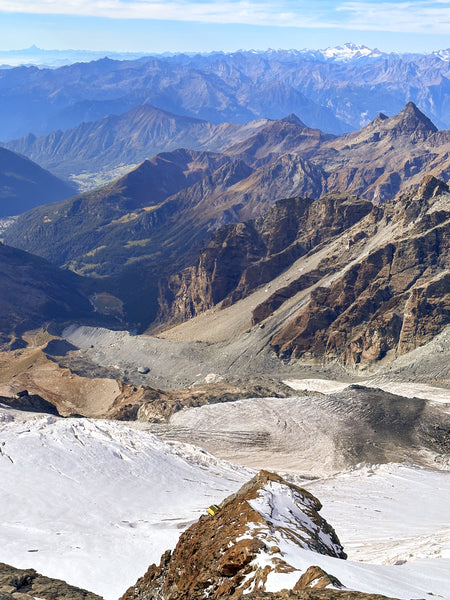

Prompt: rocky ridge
[
  {"left": 156, "top": 175, "right": 449, "bottom": 369},
  {"left": 120, "top": 471, "right": 346, "bottom": 600},
  {"left": 5, "top": 105, "right": 272, "bottom": 183},
  {"left": 154, "top": 194, "right": 372, "bottom": 331}
]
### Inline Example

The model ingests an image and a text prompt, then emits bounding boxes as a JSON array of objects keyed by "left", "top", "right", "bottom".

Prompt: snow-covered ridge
[
  {"left": 248, "top": 479, "right": 345, "bottom": 557},
  {"left": 320, "top": 43, "right": 383, "bottom": 61}
]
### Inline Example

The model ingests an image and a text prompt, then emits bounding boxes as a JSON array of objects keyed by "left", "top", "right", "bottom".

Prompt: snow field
[
  {"left": 0, "top": 410, "right": 252, "bottom": 599},
  {"left": 1, "top": 408, "right": 449, "bottom": 600}
]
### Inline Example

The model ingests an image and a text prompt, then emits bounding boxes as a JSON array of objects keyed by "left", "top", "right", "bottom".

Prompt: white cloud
[
  {"left": 337, "top": 1, "right": 450, "bottom": 34},
  {"left": 0, "top": 0, "right": 448, "bottom": 33},
  {"left": 0, "top": 1, "right": 298, "bottom": 25}
]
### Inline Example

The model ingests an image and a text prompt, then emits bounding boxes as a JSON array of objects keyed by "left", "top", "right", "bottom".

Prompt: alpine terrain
[{"left": 0, "top": 42, "right": 448, "bottom": 600}]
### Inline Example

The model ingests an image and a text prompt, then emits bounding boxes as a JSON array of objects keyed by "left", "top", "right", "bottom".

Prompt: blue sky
[{"left": 0, "top": 1, "right": 449, "bottom": 53}]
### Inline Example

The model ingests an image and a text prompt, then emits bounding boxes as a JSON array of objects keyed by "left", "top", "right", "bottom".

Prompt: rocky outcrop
[
  {"left": 271, "top": 177, "right": 450, "bottom": 366},
  {"left": 293, "top": 567, "right": 344, "bottom": 591},
  {"left": 120, "top": 471, "right": 346, "bottom": 600},
  {"left": 106, "top": 378, "right": 293, "bottom": 422},
  {"left": 0, "top": 562, "right": 102, "bottom": 600},
  {"left": 235, "top": 592, "right": 400, "bottom": 600},
  {"left": 155, "top": 194, "right": 372, "bottom": 330},
  {"left": 0, "top": 391, "right": 60, "bottom": 415}
]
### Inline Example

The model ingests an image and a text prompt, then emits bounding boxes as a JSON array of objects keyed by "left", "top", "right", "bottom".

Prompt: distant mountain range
[
  {"left": 0, "top": 46, "right": 449, "bottom": 142},
  {"left": 0, "top": 45, "right": 150, "bottom": 68},
  {"left": 5, "top": 105, "right": 274, "bottom": 183}
]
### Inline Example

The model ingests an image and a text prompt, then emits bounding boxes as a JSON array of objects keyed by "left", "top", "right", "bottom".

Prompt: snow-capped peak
[
  {"left": 432, "top": 48, "right": 450, "bottom": 61},
  {"left": 321, "top": 43, "right": 382, "bottom": 61}
]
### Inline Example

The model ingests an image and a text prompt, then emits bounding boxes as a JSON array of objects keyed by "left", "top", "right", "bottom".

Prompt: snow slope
[
  {"left": 304, "top": 463, "right": 450, "bottom": 565},
  {"left": 0, "top": 408, "right": 252, "bottom": 599},
  {"left": 1, "top": 407, "right": 449, "bottom": 600},
  {"left": 241, "top": 466, "right": 450, "bottom": 599}
]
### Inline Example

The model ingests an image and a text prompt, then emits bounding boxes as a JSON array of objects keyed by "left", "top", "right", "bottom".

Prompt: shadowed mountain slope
[
  {"left": 0, "top": 146, "right": 76, "bottom": 217},
  {"left": 0, "top": 242, "right": 114, "bottom": 349}
]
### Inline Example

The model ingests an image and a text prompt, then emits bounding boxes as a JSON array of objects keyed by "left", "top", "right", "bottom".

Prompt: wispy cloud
[
  {"left": 337, "top": 1, "right": 450, "bottom": 33},
  {"left": 0, "top": 0, "right": 448, "bottom": 33},
  {"left": 0, "top": 1, "right": 301, "bottom": 25}
]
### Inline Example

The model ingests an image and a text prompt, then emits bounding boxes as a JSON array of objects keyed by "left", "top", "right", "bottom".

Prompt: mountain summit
[{"left": 121, "top": 471, "right": 346, "bottom": 600}]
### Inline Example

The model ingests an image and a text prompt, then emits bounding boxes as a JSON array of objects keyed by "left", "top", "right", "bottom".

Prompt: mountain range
[
  {"left": 0, "top": 42, "right": 449, "bottom": 600},
  {"left": 5, "top": 105, "right": 274, "bottom": 186},
  {"left": 0, "top": 46, "right": 449, "bottom": 143},
  {"left": 3, "top": 102, "right": 449, "bottom": 343},
  {"left": 5, "top": 101, "right": 449, "bottom": 199}
]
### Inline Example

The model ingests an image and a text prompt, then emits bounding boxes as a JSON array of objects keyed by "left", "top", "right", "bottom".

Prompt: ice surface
[
  {"left": 0, "top": 410, "right": 252, "bottom": 599},
  {"left": 1, "top": 408, "right": 449, "bottom": 600}
]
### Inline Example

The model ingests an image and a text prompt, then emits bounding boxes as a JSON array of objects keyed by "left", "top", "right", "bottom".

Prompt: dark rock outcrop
[
  {"left": 0, "top": 391, "right": 60, "bottom": 415},
  {"left": 0, "top": 562, "right": 102, "bottom": 600}
]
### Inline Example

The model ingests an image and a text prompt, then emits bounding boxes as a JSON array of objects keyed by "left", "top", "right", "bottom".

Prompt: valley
[{"left": 0, "top": 42, "right": 449, "bottom": 600}]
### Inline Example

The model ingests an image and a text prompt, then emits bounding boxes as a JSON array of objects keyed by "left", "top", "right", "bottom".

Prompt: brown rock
[
  {"left": 120, "top": 471, "right": 346, "bottom": 600},
  {"left": 271, "top": 178, "right": 450, "bottom": 366},
  {"left": 155, "top": 194, "right": 372, "bottom": 330},
  {"left": 294, "top": 566, "right": 343, "bottom": 590}
]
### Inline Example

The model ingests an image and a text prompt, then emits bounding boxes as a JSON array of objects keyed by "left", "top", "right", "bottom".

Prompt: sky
[{"left": 0, "top": 0, "right": 449, "bottom": 54}]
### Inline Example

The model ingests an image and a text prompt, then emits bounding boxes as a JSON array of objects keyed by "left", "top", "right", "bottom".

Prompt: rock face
[
  {"left": 0, "top": 562, "right": 102, "bottom": 600},
  {"left": 155, "top": 194, "right": 372, "bottom": 330},
  {"left": 120, "top": 471, "right": 346, "bottom": 600},
  {"left": 271, "top": 177, "right": 450, "bottom": 366}
]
